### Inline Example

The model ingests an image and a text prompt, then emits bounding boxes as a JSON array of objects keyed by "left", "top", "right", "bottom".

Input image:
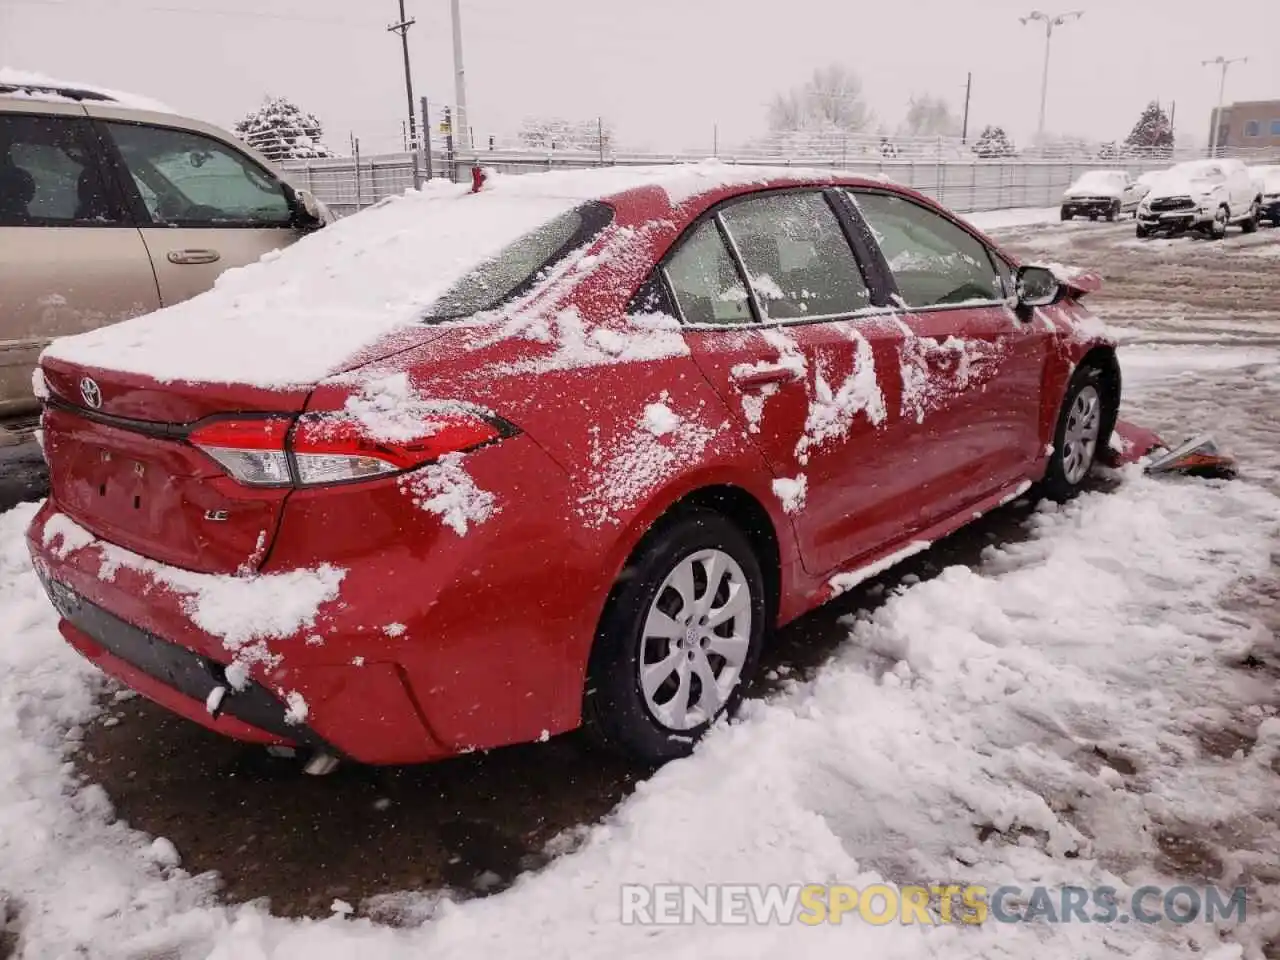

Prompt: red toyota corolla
[{"left": 26, "top": 165, "right": 1121, "bottom": 768}]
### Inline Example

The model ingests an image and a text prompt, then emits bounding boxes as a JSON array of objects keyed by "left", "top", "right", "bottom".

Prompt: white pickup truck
[{"left": 1136, "top": 159, "right": 1263, "bottom": 239}]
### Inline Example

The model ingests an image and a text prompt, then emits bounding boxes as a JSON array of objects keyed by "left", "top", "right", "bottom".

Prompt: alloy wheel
[
  {"left": 639, "top": 549, "right": 752, "bottom": 731},
  {"left": 1062, "top": 385, "right": 1102, "bottom": 485}
]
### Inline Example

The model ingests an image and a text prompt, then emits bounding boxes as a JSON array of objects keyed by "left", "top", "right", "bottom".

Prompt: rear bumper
[{"left": 26, "top": 502, "right": 449, "bottom": 765}]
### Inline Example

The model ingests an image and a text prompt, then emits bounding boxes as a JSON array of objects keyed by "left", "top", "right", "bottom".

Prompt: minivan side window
[
  {"left": 0, "top": 114, "right": 123, "bottom": 227},
  {"left": 718, "top": 191, "right": 871, "bottom": 320},
  {"left": 103, "top": 122, "right": 293, "bottom": 227},
  {"left": 849, "top": 190, "right": 1003, "bottom": 308}
]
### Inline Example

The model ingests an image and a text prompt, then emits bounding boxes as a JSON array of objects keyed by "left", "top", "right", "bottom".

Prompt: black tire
[
  {"left": 1105, "top": 201, "right": 1119, "bottom": 222},
  {"left": 1041, "top": 366, "right": 1113, "bottom": 503},
  {"left": 582, "top": 508, "right": 767, "bottom": 764},
  {"left": 1241, "top": 201, "right": 1259, "bottom": 234},
  {"left": 1088, "top": 212, "right": 1098, "bottom": 221},
  {"left": 1060, "top": 207, "right": 1072, "bottom": 221},
  {"left": 1205, "top": 205, "right": 1229, "bottom": 240},
  {"left": 1136, "top": 224, "right": 1151, "bottom": 239}
]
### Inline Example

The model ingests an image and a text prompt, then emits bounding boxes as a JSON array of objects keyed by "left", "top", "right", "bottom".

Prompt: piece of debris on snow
[
  {"left": 400, "top": 452, "right": 497, "bottom": 535},
  {"left": 772, "top": 475, "right": 808, "bottom": 514}
]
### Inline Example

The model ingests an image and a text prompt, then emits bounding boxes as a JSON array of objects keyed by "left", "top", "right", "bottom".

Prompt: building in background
[{"left": 1209, "top": 100, "right": 1280, "bottom": 152}]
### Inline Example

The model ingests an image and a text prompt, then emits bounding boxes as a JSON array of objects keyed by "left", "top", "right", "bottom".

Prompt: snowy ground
[{"left": 1, "top": 217, "right": 1278, "bottom": 959}]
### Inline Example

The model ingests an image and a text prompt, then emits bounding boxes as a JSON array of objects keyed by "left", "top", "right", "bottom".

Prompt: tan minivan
[{"left": 0, "top": 78, "right": 330, "bottom": 445}]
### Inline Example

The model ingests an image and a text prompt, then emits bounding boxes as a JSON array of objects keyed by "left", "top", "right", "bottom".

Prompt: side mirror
[
  {"left": 1015, "top": 265, "right": 1061, "bottom": 309},
  {"left": 287, "top": 186, "right": 331, "bottom": 231}
]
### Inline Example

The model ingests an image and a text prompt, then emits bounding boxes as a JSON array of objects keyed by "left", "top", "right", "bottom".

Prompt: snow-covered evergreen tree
[
  {"left": 1124, "top": 101, "right": 1174, "bottom": 156},
  {"left": 234, "top": 96, "right": 333, "bottom": 162},
  {"left": 974, "top": 125, "right": 1016, "bottom": 158}
]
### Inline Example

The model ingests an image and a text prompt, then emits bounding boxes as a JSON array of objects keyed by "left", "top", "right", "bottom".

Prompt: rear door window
[
  {"left": 849, "top": 190, "right": 1003, "bottom": 308},
  {"left": 0, "top": 113, "right": 123, "bottom": 226},
  {"left": 102, "top": 121, "right": 293, "bottom": 227},
  {"left": 718, "top": 191, "right": 871, "bottom": 320}
]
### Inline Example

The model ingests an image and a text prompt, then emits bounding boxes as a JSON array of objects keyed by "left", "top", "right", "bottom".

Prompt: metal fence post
[
  {"left": 353, "top": 137, "right": 362, "bottom": 209},
  {"left": 420, "top": 97, "right": 434, "bottom": 181}
]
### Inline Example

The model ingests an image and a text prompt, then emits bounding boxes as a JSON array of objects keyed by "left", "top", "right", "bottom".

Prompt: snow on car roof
[
  {"left": 42, "top": 163, "right": 847, "bottom": 390},
  {"left": 0, "top": 67, "right": 175, "bottom": 114}
]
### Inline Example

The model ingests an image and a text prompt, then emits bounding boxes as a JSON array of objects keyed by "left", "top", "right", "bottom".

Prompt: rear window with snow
[{"left": 424, "top": 201, "right": 614, "bottom": 321}]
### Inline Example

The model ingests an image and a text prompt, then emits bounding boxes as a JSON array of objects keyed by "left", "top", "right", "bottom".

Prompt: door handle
[
  {"left": 167, "top": 249, "right": 221, "bottom": 265},
  {"left": 731, "top": 365, "right": 802, "bottom": 390}
]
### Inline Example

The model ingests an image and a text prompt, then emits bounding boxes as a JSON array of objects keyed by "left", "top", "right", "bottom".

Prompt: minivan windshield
[{"left": 425, "top": 201, "right": 614, "bottom": 321}]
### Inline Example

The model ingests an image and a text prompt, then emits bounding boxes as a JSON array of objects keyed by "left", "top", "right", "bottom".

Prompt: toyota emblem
[{"left": 79, "top": 377, "right": 102, "bottom": 409}]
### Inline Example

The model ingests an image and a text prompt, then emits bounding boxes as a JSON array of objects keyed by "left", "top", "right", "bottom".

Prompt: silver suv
[{"left": 0, "top": 77, "right": 330, "bottom": 446}]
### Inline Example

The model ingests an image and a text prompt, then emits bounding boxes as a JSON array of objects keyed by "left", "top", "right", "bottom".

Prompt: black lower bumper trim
[{"left": 41, "top": 575, "right": 333, "bottom": 750}]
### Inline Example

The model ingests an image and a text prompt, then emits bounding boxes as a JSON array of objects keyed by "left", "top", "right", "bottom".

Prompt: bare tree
[
  {"left": 767, "top": 65, "right": 872, "bottom": 133},
  {"left": 900, "top": 94, "right": 961, "bottom": 138}
]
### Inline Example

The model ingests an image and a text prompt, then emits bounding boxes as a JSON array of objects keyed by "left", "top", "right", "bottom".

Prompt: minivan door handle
[{"left": 167, "top": 249, "right": 221, "bottom": 265}]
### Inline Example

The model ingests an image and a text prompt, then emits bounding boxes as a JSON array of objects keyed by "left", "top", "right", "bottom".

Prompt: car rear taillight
[
  {"left": 189, "top": 410, "right": 508, "bottom": 488},
  {"left": 290, "top": 412, "right": 503, "bottom": 485},
  {"left": 189, "top": 418, "right": 294, "bottom": 487}
]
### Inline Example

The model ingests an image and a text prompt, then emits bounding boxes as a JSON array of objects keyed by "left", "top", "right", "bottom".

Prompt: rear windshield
[{"left": 424, "top": 200, "right": 614, "bottom": 321}]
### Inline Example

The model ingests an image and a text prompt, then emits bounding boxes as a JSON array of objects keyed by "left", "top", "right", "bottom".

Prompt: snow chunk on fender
[{"left": 400, "top": 452, "right": 498, "bottom": 535}]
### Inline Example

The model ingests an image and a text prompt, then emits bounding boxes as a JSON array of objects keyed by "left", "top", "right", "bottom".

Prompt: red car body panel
[{"left": 26, "top": 173, "right": 1120, "bottom": 764}]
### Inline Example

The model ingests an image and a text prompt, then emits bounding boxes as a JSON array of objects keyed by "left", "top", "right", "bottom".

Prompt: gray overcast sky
[{"left": 3, "top": 0, "right": 1278, "bottom": 155}]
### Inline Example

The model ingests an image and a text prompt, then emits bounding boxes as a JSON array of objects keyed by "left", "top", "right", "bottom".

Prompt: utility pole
[
  {"left": 1020, "top": 10, "right": 1084, "bottom": 144},
  {"left": 1202, "top": 56, "right": 1247, "bottom": 157},
  {"left": 961, "top": 72, "right": 972, "bottom": 143},
  {"left": 450, "top": 0, "right": 470, "bottom": 152},
  {"left": 387, "top": 0, "right": 418, "bottom": 156}
]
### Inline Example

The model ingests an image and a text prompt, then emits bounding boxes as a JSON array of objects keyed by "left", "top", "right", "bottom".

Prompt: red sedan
[{"left": 26, "top": 167, "right": 1120, "bottom": 767}]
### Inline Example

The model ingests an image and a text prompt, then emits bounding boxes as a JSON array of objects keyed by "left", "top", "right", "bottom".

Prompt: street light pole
[
  {"left": 1201, "top": 56, "right": 1247, "bottom": 157},
  {"left": 450, "top": 0, "right": 471, "bottom": 152},
  {"left": 387, "top": 0, "right": 418, "bottom": 155},
  {"left": 1020, "top": 10, "right": 1084, "bottom": 143}
]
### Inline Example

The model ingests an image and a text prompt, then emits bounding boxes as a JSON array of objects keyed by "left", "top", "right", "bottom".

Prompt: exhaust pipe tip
[{"left": 303, "top": 752, "right": 341, "bottom": 776}]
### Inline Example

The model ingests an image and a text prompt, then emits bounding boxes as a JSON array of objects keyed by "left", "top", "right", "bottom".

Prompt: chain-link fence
[{"left": 280, "top": 138, "right": 1280, "bottom": 220}]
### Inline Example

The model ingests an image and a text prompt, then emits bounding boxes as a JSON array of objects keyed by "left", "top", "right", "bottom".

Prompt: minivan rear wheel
[{"left": 583, "top": 509, "right": 766, "bottom": 764}]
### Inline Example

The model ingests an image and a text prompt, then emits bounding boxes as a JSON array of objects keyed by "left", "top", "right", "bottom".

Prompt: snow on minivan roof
[
  {"left": 0, "top": 67, "right": 176, "bottom": 114},
  {"left": 41, "top": 164, "right": 843, "bottom": 389}
]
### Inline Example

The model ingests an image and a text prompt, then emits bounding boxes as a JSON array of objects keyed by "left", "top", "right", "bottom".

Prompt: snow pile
[
  {"left": 641, "top": 402, "right": 681, "bottom": 437},
  {"left": 495, "top": 308, "right": 689, "bottom": 377},
  {"left": 771, "top": 475, "right": 807, "bottom": 514},
  {"left": 0, "top": 67, "right": 176, "bottom": 113},
  {"left": 400, "top": 453, "right": 498, "bottom": 536},
  {"left": 4, "top": 463, "right": 1278, "bottom": 957}
]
